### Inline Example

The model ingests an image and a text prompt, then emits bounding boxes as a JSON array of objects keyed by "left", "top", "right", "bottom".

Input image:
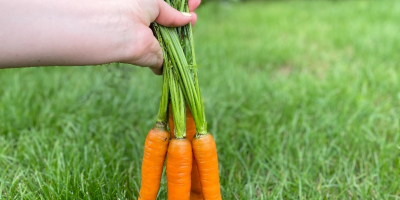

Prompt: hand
[
  {"left": 0, "top": 0, "right": 201, "bottom": 74},
  {"left": 122, "top": 0, "right": 201, "bottom": 74}
]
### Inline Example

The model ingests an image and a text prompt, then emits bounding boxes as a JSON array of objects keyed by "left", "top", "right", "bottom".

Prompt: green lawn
[{"left": 1, "top": 1, "right": 400, "bottom": 199}]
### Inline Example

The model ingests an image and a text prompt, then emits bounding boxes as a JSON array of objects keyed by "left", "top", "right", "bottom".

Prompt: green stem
[
  {"left": 179, "top": 0, "right": 186, "bottom": 13},
  {"left": 152, "top": 23, "right": 169, "bottom": 126},
  {"left": 168, "top": 67, "right": 186, "bottom": 138},
  {"left": 185, "top": 6, "right": 207, "bottom": 134},
  {"left": 155, "top": 64, "right": 169, "bottom": 124},
  {"left": 159, "top": 27, "right": 207, "bottom": 134},
  {"left": 152, "top": 0, "right": 208, "bottom": 135}
]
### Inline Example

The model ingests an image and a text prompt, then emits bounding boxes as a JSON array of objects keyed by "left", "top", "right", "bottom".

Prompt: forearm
[{"left": 0, "top": 0, "right": 132, "bottom": 68}]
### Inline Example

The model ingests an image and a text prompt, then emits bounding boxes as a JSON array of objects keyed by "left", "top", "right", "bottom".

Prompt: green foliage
[{"left": 1, "top": 1, "right": 400, "bottom": 199}]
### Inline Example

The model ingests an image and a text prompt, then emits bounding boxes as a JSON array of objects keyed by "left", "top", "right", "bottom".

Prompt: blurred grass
[{"left": 1, "top": 0, "right": 400, "bottom": 199}]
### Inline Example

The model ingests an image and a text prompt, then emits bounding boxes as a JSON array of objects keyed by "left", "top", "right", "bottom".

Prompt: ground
[{"left": 1, "top": 1, "right": 399, "bottom": 199}]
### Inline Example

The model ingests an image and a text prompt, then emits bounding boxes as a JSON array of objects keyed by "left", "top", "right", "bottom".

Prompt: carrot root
[
  {"left": 190, "top": 158, "right": 204, "bottom": 200},
  {"left": 192, "top": 133, "right": 222, "bottom": 200},
  {"left": 138, "top": 124, "right": 170, "bottom": 200},
  {"left": 167, "top": 138, "right": 192, "bottom": 200}
]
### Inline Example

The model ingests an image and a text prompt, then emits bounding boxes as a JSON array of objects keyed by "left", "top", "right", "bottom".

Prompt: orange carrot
[
  {"left": 187, "top": 111, "right": 204, "bottom": 200},
  {"left": 167, "top": 138, "right": 193, "bottom": 200},
  {"left": 190, "top": 159, "right": 203, "bottom": 200},
  {"left": 186, "top": 109, "right": 197, "bottom": 141},
  {"left": 169, "top": 105, "right": 204, "bottom": 200},
  {"left": 168, "top": 104, "right": 175, "bottom": 137},
  {"left": 138, "top": 123, "right": 170, "bottom": 200},
  {"left": 192, "top": 133, "right": 222, "bottom": 200}
]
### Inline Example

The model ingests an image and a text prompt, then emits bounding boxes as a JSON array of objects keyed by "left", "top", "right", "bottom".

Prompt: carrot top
[
  {"left": 168, "top": 66, "right": 186, "bottom": 138},
  {"left": 154, "top": 0, "right": 208, "bottom": 135},
  {"left": 155, "top": 64, "right": 169, "bottom": 126}
]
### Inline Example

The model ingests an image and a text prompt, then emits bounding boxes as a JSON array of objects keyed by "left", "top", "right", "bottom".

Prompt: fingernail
[{"left": 182, "top": 12, "right": 192, "bottom": 17}]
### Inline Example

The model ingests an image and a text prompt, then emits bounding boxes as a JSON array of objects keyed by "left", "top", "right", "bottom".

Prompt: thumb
[{"left": 155, "top": 0, "right": 192, "bottom": 27}]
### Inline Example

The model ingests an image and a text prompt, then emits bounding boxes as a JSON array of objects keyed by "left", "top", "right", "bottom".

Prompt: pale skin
[{"left": 0, "top": 0, "right": 200, "bottom": 75}]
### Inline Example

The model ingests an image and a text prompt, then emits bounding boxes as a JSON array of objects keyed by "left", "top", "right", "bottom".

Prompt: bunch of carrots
[{"left": 137, "top": 0, "right": 222, "bottom": 199}]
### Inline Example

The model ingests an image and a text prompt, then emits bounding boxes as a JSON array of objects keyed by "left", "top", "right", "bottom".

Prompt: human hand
[
  {"left": 122, "top": 0, "right": 201, "bottom": 74},
  {"left": 0, "top": 0, "right": 201, "bottom": 74}
]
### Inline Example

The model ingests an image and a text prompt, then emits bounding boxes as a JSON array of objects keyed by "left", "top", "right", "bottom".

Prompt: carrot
[
  {"left": 185, "top": 109, "right": 197, "bottom": 141},
  {"left": 153, "top": 3, "right": 220, "bottom": 198},
  {"left": 138, "top": 123, "right": 169, "bottom": 200},
  {"left": 138, "top": 44, "right": 170, "bottom": 200},
  {"left": 168, "top": 104, "right": 175, "bottom": 138},
  {"left": 165, "top": 59, "right": 194, "bottom": 200},
  {"left": 186, "top": 111, "right": 204, "bottom": 200},
  {"left": 190, "top": 159, "right": 203, "bottom": 200},
  {"left": 169, "top": 105, "right": 204, "bottom": 200},
  {"left": 192, "top": 133, "right": 222, "bottom": 200},
  {"left": 167, "top": 138, "right": 192, "bottom": 200}
]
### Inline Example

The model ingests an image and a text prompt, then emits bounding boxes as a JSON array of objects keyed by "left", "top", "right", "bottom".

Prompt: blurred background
[{"left": 1, "top": 0, "right": 399, "bottom": 199}]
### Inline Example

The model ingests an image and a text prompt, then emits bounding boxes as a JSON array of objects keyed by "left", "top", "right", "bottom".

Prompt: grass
[{"left": 1, "top": 0, "right": 400, "bottom": 199}]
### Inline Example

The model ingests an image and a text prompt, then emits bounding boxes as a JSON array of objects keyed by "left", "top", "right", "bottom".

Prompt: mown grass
[{"left": 1, "top": 1, "right": 400, "bottom": 199}]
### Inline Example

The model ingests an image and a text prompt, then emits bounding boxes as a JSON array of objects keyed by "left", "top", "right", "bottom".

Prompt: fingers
[
  {"left": 132, "top": 0, "right": 201, "bottom": 74},
  {"left": 188, "top": 0, "right": 201, "bottom": 12},
  {"left": 189, "top": 0, "right": 200, "bottom": 25},
  {"left": 190, "top": 12, "right": 197, "bottom": 26},
  {"left": 155, "top": 0, "right": 192, "bottom": 27}
]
